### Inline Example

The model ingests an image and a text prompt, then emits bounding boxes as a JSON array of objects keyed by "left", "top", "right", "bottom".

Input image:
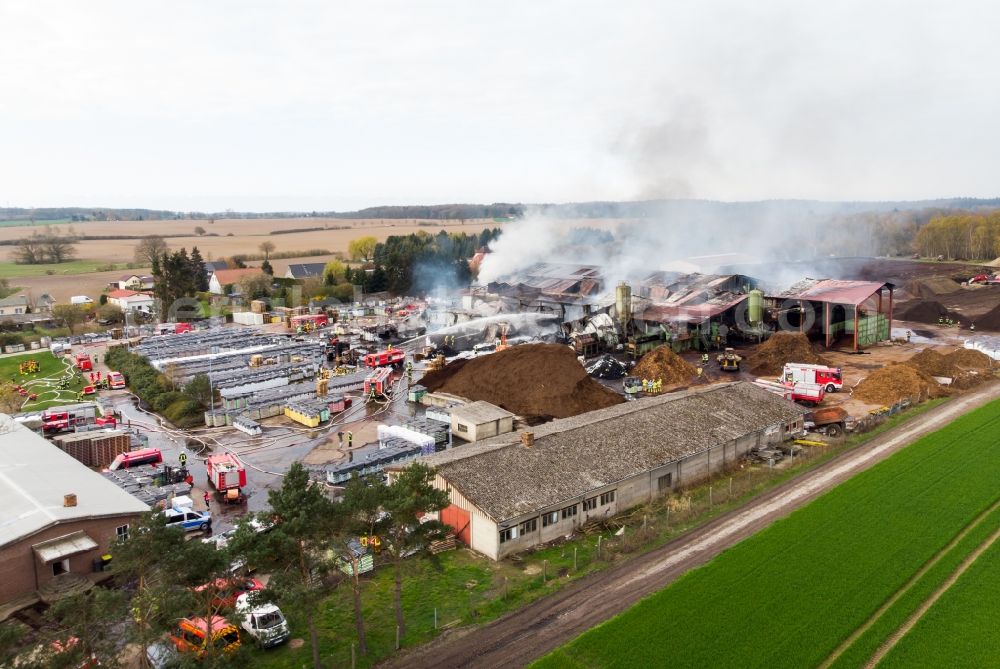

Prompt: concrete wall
[{"left": 0, "top": 514, "right": 140, "bottom": 606}]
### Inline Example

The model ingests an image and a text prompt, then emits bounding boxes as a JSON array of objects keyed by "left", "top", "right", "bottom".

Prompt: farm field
[
  {"left": 1, "top": 218, "right": 500, "bottom": 302},
  {"left": 878, "top": 537, "right": 1000, "bottom": 668},
  {"left": 0, "top": 350, "right": 86, "bottom": 411},
  {"left": 534, "top": 399, "right": 1000, "bottom": 669}
]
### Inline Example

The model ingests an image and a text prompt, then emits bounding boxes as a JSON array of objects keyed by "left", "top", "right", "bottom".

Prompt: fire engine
[
  {"left": 206, "top": 453, "right": 248, "bottom": 503},
  {"left": 42, "top": 404, "right": 98, "bottom": 434},
  {"left": 364, "top": 367, "right": 393, "bottom": 396},
  {"left": 782, "top": 363, "right": 843, "bottom": 393},
  {"left": 75, "top": 353, "right": 93, "bottom": 372},
  {"left": 364, "top": 349, "right": 406, "bottom": 368}
]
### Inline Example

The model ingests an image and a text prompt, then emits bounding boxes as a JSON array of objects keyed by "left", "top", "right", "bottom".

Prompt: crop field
[
  {"left": 0, "top": 217, "right": 500, "bottom": 302},
  {"left": 0, "top": 350, "right": 86, "bottom": 411},
  {"left": 534, "top": 399, "right": 1000, "bottom": 669},
  {"left": 878, "top": 537, "right": 1000, "bottom": 668}
]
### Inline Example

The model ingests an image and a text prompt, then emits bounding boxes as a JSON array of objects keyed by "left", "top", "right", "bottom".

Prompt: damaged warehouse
[{"left": 419, "top": 382, "right": 805, "bottom": 560}]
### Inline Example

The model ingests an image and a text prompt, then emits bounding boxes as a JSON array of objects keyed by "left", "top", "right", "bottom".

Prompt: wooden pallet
[{"left": 430, "top": 536, "right": 457, "bottom": 554}]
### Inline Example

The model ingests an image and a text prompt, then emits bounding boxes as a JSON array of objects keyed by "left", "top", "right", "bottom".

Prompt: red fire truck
[
  {"left": 42, "top": 404, "right": 98, "bottom": 434},
  {"left": 75, "top": 353, "right": 93, "bottom": 372},
  {"left": 206, "top": 453, "right": 248, "bottom": 503},
  {"left": 363, "top": 367, "right": 393, "bottom": 396},
  {"left": 364, "top": 349, "right": 406, "bottom": 368},
  {"left": 782, "top": 363, "right": 843, "bottom": 393}
]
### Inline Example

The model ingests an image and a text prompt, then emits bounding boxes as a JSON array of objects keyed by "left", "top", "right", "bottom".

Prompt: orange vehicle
[{"left": 169, "top": 616, "right": 241, "bottom": 657}]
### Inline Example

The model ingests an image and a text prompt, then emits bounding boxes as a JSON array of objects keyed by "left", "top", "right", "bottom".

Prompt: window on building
[
  {"left": 658, "top": 473, "right": 673, "bottom": 492},
  {"left": 561, "top": 504, "right": 578, "bottom": 520},
  {"left": 499, "top": 527, "right": 518, "bottom": 543},
  {"left": 520, "top": 518, "right": 537, "bottom": 534},
  {"left": 600, "top": 490, "right": 616, "bottom": 506},
  {"left": 542, "top": 511, "right": 559, "bottom": 527},
  {"left": 116, "top": 524, "right": 130, "bottom": 541},
  {"left": 457, "top": 423, "right": 468, "bottom": 433},
  {"left": 583, "top": 497, "right": 597, "bottom": 512}
]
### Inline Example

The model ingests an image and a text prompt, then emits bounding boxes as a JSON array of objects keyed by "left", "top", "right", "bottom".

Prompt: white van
[
  {"left": 235, "top": 593, "right": 290, "bottom": 648},
  {"left": 70, "top": 296, "right": 94, "bottom": 305}
]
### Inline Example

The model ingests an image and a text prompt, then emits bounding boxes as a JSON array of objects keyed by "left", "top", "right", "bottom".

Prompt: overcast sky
[{"left": 1, "top": 1, "right": 998, "bottom": 211}]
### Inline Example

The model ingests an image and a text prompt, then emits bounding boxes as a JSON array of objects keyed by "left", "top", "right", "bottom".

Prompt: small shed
[{"left": 450, "top": 401, "right": 515, "bottom": 443}]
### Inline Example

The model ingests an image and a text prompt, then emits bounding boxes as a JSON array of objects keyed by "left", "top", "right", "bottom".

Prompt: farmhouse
[
  {"left": 209, "top": 268, "right": 265, "bottom": 295},
  {"left": 114, "top": 274, "right": 155, "bottom": 291},
  {"left": 106, "top": 289, "right": 155, "bottom": 313},
  {"left": 284, "top": 262, "right": 328, "bottom": 280},
  {"left": 450, "top": 401, "right": 515, "bottom": 442},
  {"left": 0, "top": 294, "right": 29, "bottom": 316},
  {"left": 420, "top": 382, "right": 805, "bottom": 560},
  {"left": 0, "top": 418, "right": 148, "bottom": 609}
]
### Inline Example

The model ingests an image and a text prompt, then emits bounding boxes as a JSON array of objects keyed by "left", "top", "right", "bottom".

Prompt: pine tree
[{"left": 189, "top": 246, "right": 209, "bottom": 292}]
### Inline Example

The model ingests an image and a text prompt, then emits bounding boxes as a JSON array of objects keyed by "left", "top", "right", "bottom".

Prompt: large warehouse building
[
  {"left": 420, "top": 382, "right": 806, "bottom": 560},
  {"left": 0, "top": 418, "right": 148, "bottom": 610}
]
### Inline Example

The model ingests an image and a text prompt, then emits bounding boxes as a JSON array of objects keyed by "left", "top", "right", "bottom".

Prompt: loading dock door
[{"left": 441, "top": 504, "right": 471, "bottom": 546}]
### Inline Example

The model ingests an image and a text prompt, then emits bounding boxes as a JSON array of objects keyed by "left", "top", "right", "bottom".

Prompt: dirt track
[{"left": 384, "top": 382, "right": 1000, "bottom": 669}]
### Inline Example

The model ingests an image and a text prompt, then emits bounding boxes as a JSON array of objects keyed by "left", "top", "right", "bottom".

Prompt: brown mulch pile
[
  {"left": 745, "top": 332, "right": 830, "bottom": 376},
  {"left": 903, "top": 348, "right": 995, "bottom": 390},
  {"left": 419, "top": 343, "right": 623, "bottom": 422},
  {"left": 632, "top": 346, "right": 698, "bottom": 384},
  {"left": 853, "top": 363, "right": 946, "bottom": 405},
  {"left": 896, "top": 300, "right": 964, "bottom": 325}
]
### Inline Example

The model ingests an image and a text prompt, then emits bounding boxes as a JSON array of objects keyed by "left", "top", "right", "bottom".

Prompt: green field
[
  {"left": 0, "top": 259, "right": 130, "bottom": 279},
  {"left": 879, "top": 535, "right": 1000, "bottom": 668},
  {"left": 0, "top": 218, "right": 72, "bottom": 228},
  {"left": 0, "top": 350, "right": 88, "bottom": 411},
  {"left": 535, "top": 400, "right": 1000, "bottom": 669}
]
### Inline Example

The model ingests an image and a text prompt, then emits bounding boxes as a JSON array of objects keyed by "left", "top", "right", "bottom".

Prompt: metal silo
[{"left": 748, "top": 289, "right": 764, "bottom": 325}]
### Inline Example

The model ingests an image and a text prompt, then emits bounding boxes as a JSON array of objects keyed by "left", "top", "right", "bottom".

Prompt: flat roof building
[
  {"left": 450, "top": 401, "right": 515, "bottom": 443},
  {"left": 0, "top": 417, "right": 148, "bottom": 610}
]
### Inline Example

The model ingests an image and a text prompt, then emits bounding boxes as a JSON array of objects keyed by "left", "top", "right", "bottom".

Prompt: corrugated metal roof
[
  {"left": 779, "top": 279, "right": 889, "bottom": 306},
  {"left": 0, "top": 420, "right": 148, "bottom": 546},
  {"left": 638, "top": 295, "right": 748, "bottom": 322}
]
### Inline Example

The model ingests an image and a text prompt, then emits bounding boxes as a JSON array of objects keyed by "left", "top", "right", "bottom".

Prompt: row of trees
[
  {"left": 366, "top": 229, "right": 501, "bottom": 295},
  {"left": 151, "top": 247, "right": 210, "bottom": 307},
  {"left": 0, "top": 463, "right": 448, "bottom": 669},
  {"left": 13, "top": 225, "right": 78, "bottom": 264},
  {"left": 912, "top": 211, "right": 1000, "bottom": 260}
]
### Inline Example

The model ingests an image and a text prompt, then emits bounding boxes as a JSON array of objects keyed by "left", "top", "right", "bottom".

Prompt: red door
[{"left": 441, "top": 504, "right": 471, "bottom": 546}]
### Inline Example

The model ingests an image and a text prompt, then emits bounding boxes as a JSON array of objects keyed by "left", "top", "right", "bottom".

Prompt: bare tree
[
  {"left": 258, "top": 240, "right": 276, "bottom": 260},
  {"left": 13, "top": 232, "right": 44, "bottom": 264},
  {"left": 41, "top": 226, "right": 78, "bottom": 263},
  {"left": 193, "top": 226, "right": 206, "bottom": 236},
  {"left": 134, "top": 236, "right": 168, "bottom": 267}
]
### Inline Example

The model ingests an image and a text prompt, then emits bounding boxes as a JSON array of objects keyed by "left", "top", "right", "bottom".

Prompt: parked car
[
  {"left": 193, "top": 576, "right": 265, "bottom": 609},
  {"left": 235, "top": 593, "right": 291, "bottom": 648}
]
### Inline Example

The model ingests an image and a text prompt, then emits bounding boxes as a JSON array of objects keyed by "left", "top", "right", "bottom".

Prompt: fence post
[
  {"left": 709, "top": 486, "right": 713, "bottom": 507},
  {"left": 574, "top": 547, "right": 578, "bottom": 571},
  {"left": 597, "top": 535, "right": 602, "bottom": 559},
  {"left": 351, "top": 643, "right": 356, "bottom": 669},
  {"left": 434, "top": 607, "right": 437, "bottom": 630},
  {"left": 543, "top": 559, "right": 547, "bottom": 583},
  {"left": 396, "top": 625, "right": 400, "bottom": 650},
  {"left": 729, "top": 476, "right": 733, "bottom": 498}
]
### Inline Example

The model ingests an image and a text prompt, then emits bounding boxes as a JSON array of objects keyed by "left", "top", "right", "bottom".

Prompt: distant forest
[{"left": 3, "top": 198, "right": 1000, "bottom": 223}]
